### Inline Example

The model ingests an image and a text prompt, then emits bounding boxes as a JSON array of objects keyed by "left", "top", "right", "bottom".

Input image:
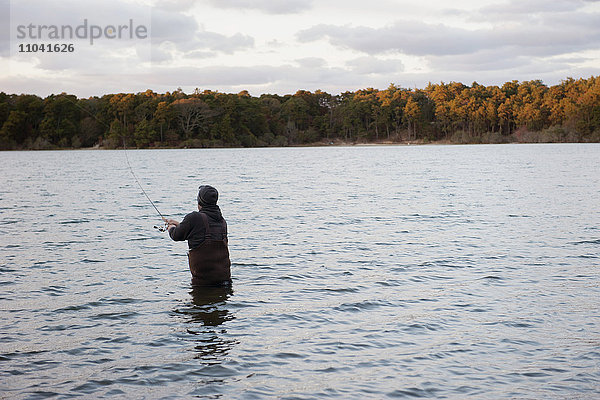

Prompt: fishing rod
[{"left": 63, "top": 95, "right": 168, "bottom": 231}]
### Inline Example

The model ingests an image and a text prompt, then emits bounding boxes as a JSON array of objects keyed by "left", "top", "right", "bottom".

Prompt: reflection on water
[
  {"left": 175, "top": 286, "right": 236, "bottom": 363},
  {"left": 189, "top": 286, "right": 234, "bottom": 327}
]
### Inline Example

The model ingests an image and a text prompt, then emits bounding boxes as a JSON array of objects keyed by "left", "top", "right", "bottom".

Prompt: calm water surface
[{"left": 1, "top": 144, "right": 599, "bottom": 399}]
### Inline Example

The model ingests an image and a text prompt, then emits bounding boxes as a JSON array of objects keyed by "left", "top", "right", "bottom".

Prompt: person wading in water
[{"left": 165, "top": 185, "right": 231, "bottom": 287}]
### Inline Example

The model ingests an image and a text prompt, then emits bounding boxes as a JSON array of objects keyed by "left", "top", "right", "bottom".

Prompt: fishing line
[
  {"left": 122, "top": 138, "right": 167, "bottom": 227},
  {"left": 63, "top": 96, "right": 168, "bottom": 230}
]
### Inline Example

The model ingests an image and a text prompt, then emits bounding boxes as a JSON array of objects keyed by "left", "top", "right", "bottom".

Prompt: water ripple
[{"left": 1, "top": 145, "right": 599, "bottom": 399}]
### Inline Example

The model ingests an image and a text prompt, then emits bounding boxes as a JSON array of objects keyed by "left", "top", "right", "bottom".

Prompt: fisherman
[{"left": 165, "top": 185, "right": 231, "bottom": 287}]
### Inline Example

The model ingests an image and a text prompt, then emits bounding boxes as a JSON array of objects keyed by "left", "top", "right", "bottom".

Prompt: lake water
[{"left": 1, "top": 144, "right": 599, "bottom": 399}]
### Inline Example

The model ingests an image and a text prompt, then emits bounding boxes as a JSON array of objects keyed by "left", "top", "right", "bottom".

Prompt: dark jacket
[
  {"left": 169, "top": 206, "right": 231, "bottom": 286},
  {"left": 168, "top": 206, "right": 227, "bottom": 249}
]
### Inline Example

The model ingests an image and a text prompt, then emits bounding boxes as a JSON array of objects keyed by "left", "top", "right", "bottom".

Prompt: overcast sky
[{"left": 2, "top": 0, "right": 599, "bottom": 97}]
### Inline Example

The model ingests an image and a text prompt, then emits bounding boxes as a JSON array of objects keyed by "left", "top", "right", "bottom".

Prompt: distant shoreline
[{"left": 3, "top": 138, "right": 597, "bottom": 151}]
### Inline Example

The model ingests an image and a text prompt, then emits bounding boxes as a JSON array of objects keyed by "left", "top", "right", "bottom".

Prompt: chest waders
[{"left": 187, "top": 213, "right": 231, "bottom": 286}]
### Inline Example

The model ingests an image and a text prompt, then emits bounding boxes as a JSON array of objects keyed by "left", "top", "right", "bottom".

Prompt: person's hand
[
  {"left": 165, "top": 218, "right": 179, "bottom": 226},
  {"left": 164, "top": 218, "right": 179, "bottom": 231}
]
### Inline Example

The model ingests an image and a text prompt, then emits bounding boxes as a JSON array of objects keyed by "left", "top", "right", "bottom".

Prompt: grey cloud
[
  {"left": 186, "top": 50, "right": 216, "bottom": 59},
  {"left": 428, "top": 49, "right": 535, "bottom": 74},
  {"left": 479, "top": 0, "right": 590, "bottom": 16},
  {"left": 298, "top": 7, "right": 600, "bottom": 58},
  {"left": 152, "top": 0, "right": 196, "bottom": 12},
  {"left": 295, "top": 3, "right": 600, "bottom": 90},
  {"left": 194, "top": 31, "right": 254, "bottom": 54},
  {"left": 472, "top": 0, "right": 600, "bottom": 43},
  {"left": 441, "top": 8, "right": 465, "bottom": 17},
  {"left": 35, "top": 42, "right": 150, "bottom": 72},
  {"left": 151, "top": 44, "right": 174, "bottom": 63},
  {"left": 298, "top": 22, "right": 487, "bottom": 56},
  {"left": 552, "top": 55, "right": 593, "bottom": 64},
  {"left": 143, "top": 60, "right": 410, "bottom": 95},
  {"left": 267, "top": 39, "right": 285, "bottom": 48},
  {"left": 151, "top": 9, "right": 254, "bottom": 55},
  {"left": 346, "top": 56, "right": 404, "bottom": 74},
  {"left": 487, "top": 9, "right": 600, "bottom": 57},
  {"left": 295, "top": 57, "right": 327, "bottom": 68},
  {"left": 151, "top": 9, "right": 199, "bottom": 42},
  {"left": 205, "top": 0, "right": 313, "bottom": 14},
  {"left": 147, "top": 65, "right": 292, "bottom": 86},
  {"left": 425, "top": 47, "right": 600, "bottom": 87},
  {"left": 10, "top": 0, "right": 152, "bottom": 27}
]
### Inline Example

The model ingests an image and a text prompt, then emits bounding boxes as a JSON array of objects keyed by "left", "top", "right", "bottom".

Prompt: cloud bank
[
  {"left": 1, "top": 0, "right": 599, "bottom": 97},
  {"left": 205, "top": 0, "right": 314, "bottom": 14}
]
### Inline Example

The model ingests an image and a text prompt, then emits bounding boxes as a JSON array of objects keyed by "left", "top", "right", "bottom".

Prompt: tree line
[{"left": 1, "top": 76, "right": 599, "bottom": 150}]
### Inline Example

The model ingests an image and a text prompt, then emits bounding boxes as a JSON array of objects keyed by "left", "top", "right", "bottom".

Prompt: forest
[{"left": 1, "top": 76, "right": 599, "bottom": 150}]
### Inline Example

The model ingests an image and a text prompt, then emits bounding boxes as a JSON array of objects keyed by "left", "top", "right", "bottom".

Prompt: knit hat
[{"left": 197, "top": 185, "right": 218, "bottom": 206}]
